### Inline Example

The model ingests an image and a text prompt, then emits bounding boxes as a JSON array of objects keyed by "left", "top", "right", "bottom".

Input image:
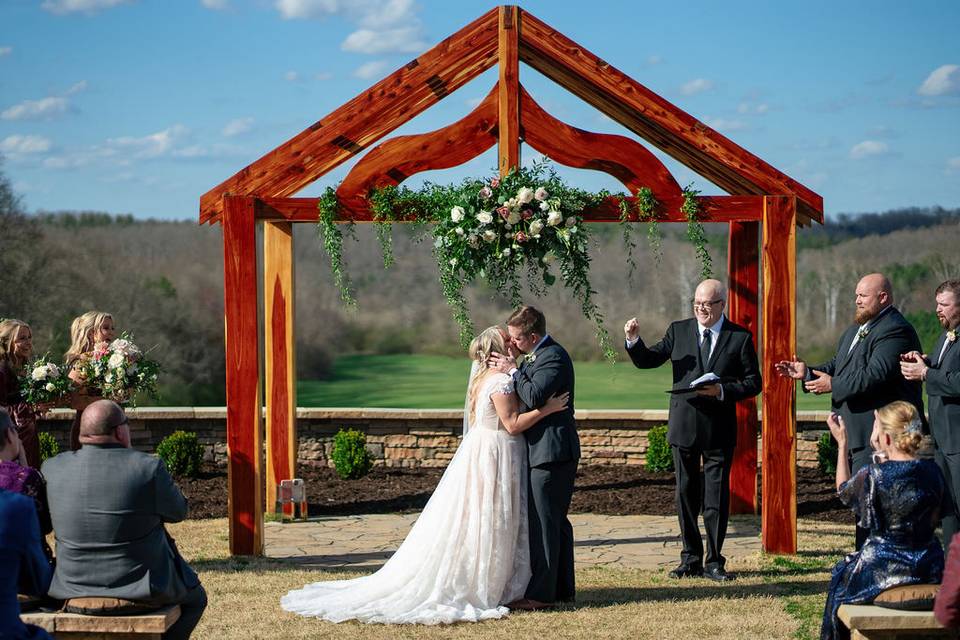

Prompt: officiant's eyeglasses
[{"left": 693, "top": 299, "right": 723, "bottom": 309}]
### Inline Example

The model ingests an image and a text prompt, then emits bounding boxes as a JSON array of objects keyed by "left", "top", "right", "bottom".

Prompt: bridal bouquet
[
  {"left": 20, "top": 356, "right": 71, "bottom": 405},
  {"left": 74, "top": 334, "right": 161, "bottom": 405}
]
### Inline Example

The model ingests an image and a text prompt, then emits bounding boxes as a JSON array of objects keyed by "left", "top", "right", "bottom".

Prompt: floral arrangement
[
  {"left": 74, "top": 334, "right": 161, "bottom": 405},
  {"left": 20, "top": 356, "right": 71, "bottom": 405}
]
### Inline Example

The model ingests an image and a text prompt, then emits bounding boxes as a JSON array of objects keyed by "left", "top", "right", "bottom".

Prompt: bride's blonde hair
[
  {"left": 65, "top": 311, "right": 112, "bottom": 366},
  {"left": 467, "top": 326, "right": 507, "bottom": 422}
]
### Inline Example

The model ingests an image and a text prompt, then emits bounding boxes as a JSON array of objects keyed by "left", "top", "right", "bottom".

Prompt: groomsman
[
  {"left": 776, "top": 273, "right": 924, "bottom": 549},
  {"left": 901, "top": 279, "right": 960, "bottom": 548},
  {"left": 624, "top": 279, "right": 761, "bottom": 582}
]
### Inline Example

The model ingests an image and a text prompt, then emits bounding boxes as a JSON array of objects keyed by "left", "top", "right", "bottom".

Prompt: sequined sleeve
[{"left": 838, "top": 465, "right": 876, "bottom": 530}]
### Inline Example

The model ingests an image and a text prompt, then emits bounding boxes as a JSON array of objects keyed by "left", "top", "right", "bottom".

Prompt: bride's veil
[{"left": 462, "top": 359, "right": 480, "bottom": 437}]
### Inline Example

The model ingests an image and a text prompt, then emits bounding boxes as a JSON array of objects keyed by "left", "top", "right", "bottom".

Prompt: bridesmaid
[
  {"left": 0, "top": 319, "right": 43, "bottom": 468},
  {"left": 64, "top": 311, "right": 115, "bottom": 451}
]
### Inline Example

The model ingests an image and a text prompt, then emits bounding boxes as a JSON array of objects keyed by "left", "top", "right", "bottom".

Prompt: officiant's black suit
[
  {"left": 627, "top": 317, "right": 761, "bottom": 572},
  {"left": 513, "top": 336, "right": 579, "bottom": 603}
]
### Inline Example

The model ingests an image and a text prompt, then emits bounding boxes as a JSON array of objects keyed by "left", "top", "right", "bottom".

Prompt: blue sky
[{"left": 1, "top": 0, "right": 957, "bottom": 220}]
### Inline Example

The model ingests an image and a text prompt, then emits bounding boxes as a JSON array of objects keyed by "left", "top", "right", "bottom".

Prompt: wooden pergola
[{"left": 200, "top": 6, "right": 823, "bottom": 557}]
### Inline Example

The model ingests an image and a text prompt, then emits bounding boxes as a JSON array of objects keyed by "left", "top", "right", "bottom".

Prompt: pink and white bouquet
[
  {"left": 75, "top": 333, "right": 161, "bottom": 405},
  {"left": 20, "top": 356, "right": 71, "bottom": 405}
]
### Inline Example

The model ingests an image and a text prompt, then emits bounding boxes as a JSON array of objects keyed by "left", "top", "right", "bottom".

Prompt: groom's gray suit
[{"left": 513, "top": 335, "right": 578, "bottom": 603}]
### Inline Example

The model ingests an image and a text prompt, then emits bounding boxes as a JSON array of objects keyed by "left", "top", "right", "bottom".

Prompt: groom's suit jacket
[
  {"left": 809, "top": 306, "right": 924, "bottom": 452},
  {"left": 627, "top": 317, "right": 761, "bottom": 450},
  {"left": 514, "top": 336, "right": 579, "bottom": 467},
  {"left": 926, "top": 330, "right": 960, "bottom": 454}
]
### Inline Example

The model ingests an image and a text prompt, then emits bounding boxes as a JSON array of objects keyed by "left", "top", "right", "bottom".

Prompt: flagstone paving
[{"left": 265, "top": 513, "right": 761, "bottom": 572}]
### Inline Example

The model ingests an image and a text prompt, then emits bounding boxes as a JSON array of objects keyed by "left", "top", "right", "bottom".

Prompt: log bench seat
[
  {"left": 21, "top": 605, "right": 180, "bottom": 639},
  {"left": 838, "top": 603, "right": 958, "bottom": 639}
]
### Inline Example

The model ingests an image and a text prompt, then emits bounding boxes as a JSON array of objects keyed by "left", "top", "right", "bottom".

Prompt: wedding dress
[{"left": 281, "top": 372, "right": 530, "bottom": 624}]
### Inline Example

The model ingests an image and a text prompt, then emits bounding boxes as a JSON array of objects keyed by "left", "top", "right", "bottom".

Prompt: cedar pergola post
[{"left": 204, "top": 5, "right": 821, "bottom": 557}]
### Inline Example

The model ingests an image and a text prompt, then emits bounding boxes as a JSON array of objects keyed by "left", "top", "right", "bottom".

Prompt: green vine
[
  {"left": 368, "top": 186, "right": 403, "bottom": 268},
  {"left": 617, "top": 196, "right": 638, "bottom": 282},
  {"left": 317, "top": 187, "right": 357, "bottom": 307},
  {"left": 636, "top": 187, "right": 663, "bottom": 266},
  {"left": 681, "top": 183, "right": 712, "bottom": 279}
]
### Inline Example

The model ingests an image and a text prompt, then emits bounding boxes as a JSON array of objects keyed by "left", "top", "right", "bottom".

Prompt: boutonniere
[
  {"left": 856, "top": 326, "right": 870, "bottom": 341},
  {"left": 520, "top": 353, "right": 537, "bottom": 365},
  {"left": 948, "top": 330, "right": 957, "bottom": 343}
]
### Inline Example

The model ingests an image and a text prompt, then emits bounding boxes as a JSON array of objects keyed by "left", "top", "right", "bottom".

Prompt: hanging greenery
[
  {"left": 317, "top": 186, "right": 356, "bottom": 308},
  {"left": 681, "top": 184, "right": 712, "bottom": 279},
  {"left": 636, "top": 187, "right": 663, "bottom": 266}
]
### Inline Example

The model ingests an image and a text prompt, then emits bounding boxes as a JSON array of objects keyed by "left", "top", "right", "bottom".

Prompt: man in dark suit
[
  {"left": 42, "top": 400, "right": 206, "bottom": 640},
  {"left": 624, "top": 278, "right": 761, "bottom": 582},
  {"left": 490, "top": 306, "right": 577, "bottom": 608},
  {"left": 776, "top": 272, "right": 924, "bottom": 549},
  {"left": 901, "top": 279, "right": 960, "bottom": 549}
]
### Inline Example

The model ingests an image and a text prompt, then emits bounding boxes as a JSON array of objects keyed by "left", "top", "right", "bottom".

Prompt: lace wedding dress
[{"left": 281, "top": 372, "right": 530, "bottom": 624}]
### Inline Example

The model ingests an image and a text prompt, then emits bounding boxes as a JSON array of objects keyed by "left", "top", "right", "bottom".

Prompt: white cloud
[
  {"left": 65, "top": 80, "right": 88, "bottom": 96},
  {"left": 737, "top": 102, "right": 769, "bottom": 115},
  {"left": 341, "top": 27, "right": 426, "bottom": 54},
  {"left": 41, "top": 0, "right": 133, "bottom": 15},
  {"left": 275, "top": 0, "right": 342, "bottom": 20},
  {"left": 947, "top": 157, "right": 960, "bottom": 174},
  {"left": 276, "top": 0, "right": 426, "bottom": 55},
  {"left": 222, "top": 117, "right": 254, "bottom": 137},
  {"left": 680, "top": 78, "right": 714, "bottom": 96},
  {"left": 353, "top": 60, "right": 389, "bottom": 80},
  {"left": 704, "top": 117, "right": 747, "bottom": 133},
  {"left": 849, "top": 140, "right": 889, "bottom": 160},
  {"left": 284, "top": 70, "right": 300, "bottom": 82},
  {"left": 0, "top": 135, "right": 53, "bottom": 154},
  {"left": 201, "top": 0, "right": 229, "bottom": 9},
  {"left": 918, "top": 64, "right": 960, "bottom": 96},
  {"left": 0, "top": 47, "right": 11, "bottom": 57},
  {"left": 1, "top": 96, "right": 70, "bottom": 121},
  {"left": 107, "top": 124, "right": 189, "bottom": 159}
]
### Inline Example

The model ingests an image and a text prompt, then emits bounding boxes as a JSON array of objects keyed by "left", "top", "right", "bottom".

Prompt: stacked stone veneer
[{"left": 39, "top": 408, "right": 833, "bottom": 469}]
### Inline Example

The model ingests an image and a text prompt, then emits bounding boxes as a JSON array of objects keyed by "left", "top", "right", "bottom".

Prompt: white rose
[
  {"left": 529, "top": 220, "right": 544, "bottom": 235},
  {"left": 547, "top": 210, "right": 563, "bottom": 226},
  {"left": 542, "top": 252, "right": 556, "bottom": 265},
  {"left": 111, "top": 338, "right": 132, "bottom": 353},
  {"left": 467, "top": 234, "right": 480, "bottom": 248},
  {"left": 534, "top": 187, "right": 549, "bottom": 201},
  {"left": 539, "top": 201, "right": 549, "bottom": 211},
  {"left": 506, "top": 211, "right": 522, "bottom": 225},
  {"left": 454, "top": 227, "right": 465, "bottom": 236},
  {"left": 449, "top": 258, "right": 458, "bottom": 266},
  {"left": 108, "top": 352, "right": 126, "bottom": 369},
  {"left": 32, "top": 367, "right": 48, "bottom": 381},
  {"left": 483, "top": 230, "right": 497, "bottom": 242},
  {"left": 476, "top": 210, "right": 493, "bottom": 225},
  {"left": 450, "top": 206, "right": 465, "bottom": 222},
  {"left": 565, "top": 216, "right": 577, "bottom": 228},
  {"left": 45, "top": 382, "right": 56, "bottom": 392},
  {"left": 502, "top": 248, "right": 511, "bottom": 257},
  {"left": 517, "top": 187, "right": 535, "bottom": 204},
  {"left": 47, "top": 363, "right": 60, "bottom": 378}
]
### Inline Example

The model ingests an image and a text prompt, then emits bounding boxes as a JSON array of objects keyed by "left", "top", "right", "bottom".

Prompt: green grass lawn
[{"left": 298, "top": 354, "right": 834, "bottom": 411}]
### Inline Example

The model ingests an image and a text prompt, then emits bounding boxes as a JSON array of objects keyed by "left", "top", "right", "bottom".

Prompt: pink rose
[
  {"left": 490, "top": 177, "right": 500, "bottom": 188},
  {"left": 479, "top": 186, "right": 493, "bottom": 199},
  {"left": 522, "top": 209, "right": 534, "bottom": 220},
  {"left": 515, "top": 231, "right": 528, "bottom": 243},
  {"left": 497, "top": 206, "right": 510, "bottom": 220}
]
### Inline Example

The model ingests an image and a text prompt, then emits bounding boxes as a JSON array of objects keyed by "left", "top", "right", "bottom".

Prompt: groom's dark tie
[{"left": 699, "top": 328, "right": 712, "bottom": 371}]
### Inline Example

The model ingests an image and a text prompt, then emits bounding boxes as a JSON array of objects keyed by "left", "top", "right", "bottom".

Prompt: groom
[{"left": 491, "top": 306, "right": 578, "bottom": 609}]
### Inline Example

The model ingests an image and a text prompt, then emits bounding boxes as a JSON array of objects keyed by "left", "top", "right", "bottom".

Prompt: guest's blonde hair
[
  {"left": 65, "top": 311, "right": 113, "bottom": 366},
  {"left": 467, "top": 326, "right": 507, "bottom": 422},
  {"left": 876, "top": 401, "right": 924, "bottom": 456},
  {"left": 0, "top": 319, "right": 31, "bottom": 370}
]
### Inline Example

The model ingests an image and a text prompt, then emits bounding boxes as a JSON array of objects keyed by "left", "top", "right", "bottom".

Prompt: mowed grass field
[{"left": 298, "top": 354, "right": 833, "bottom": 411}]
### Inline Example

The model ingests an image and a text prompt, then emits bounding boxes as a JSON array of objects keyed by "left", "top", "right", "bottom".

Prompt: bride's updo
[{"left": 467, "top": 326, "right": 507, "bottom": 420}]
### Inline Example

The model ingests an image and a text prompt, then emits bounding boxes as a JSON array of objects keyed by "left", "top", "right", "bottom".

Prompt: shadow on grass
[
  {"left": 574, "top": 578, "right": 831, "bottom": 609},
  {"left": 190, "top": 556, "right": 377, "bottom": 576}
]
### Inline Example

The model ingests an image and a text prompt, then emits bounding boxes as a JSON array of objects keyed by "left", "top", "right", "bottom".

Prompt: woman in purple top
[{"left": 0, "top": 408, "right": 53, "bottom": 562}]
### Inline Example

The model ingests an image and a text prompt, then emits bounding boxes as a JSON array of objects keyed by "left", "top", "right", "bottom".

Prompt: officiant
[{"left": 623, "top": 278, "right": 761, "bottom": 582}]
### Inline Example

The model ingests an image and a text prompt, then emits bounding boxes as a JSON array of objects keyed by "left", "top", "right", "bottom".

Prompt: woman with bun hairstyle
[
  {"left": 64, "top": 311, "right": 115, "bottom": 451},
  {"left": 820, "top": 401, "right": 947, "bottom": 640}
]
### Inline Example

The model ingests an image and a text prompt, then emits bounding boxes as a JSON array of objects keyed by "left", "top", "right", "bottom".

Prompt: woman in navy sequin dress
[{"left": 821, "top": 401, "right": 947, "bottom": 640}]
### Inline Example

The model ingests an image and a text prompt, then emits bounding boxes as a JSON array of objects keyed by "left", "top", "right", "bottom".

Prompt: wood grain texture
[
  {"left": 521, "top": 86, "right": 681, "bottom": 199},
  {"left": 263, "top": 221, "right": 296, "bottom": 516},
  {"left": 222, "top": 196, "right": 264, "bottom": 556},
  {"left": 498, "top": 5, "right": 520, "bottom": 176},
  {"left": 517, "top": 9, "right": 823, "bottom": 225},
  {"left": 727, "top": 221, "right": 760, "bottom": 515},
  {"left": 335, "top": 85, "right": 498, "bottom": 201},
  {"left": 200, "top": 8, "right": 499, "bottom": 224},
  {"left": 761, "top": 196, "right": 798, "bottom": 554}
]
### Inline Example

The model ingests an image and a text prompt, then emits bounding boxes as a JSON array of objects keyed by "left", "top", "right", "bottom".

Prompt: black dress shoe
[
  {"left": 703, "top": 566, "right": 734, "bottom": 582},
  {"left": 668, "top": 565, "right": 703, "bottom": 578}
]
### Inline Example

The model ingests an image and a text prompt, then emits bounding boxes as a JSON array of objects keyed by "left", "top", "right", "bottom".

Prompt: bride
[{"left": 281, "top": 326, "right": 569, "bottom": 624}]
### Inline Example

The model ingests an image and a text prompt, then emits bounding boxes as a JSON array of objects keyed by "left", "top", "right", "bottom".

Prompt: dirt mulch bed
[{"left": 178, "top": 463, "right": 849, "bottom": 524}]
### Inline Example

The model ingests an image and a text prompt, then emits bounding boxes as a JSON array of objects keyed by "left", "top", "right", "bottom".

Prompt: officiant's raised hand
[
  {"left": 624, "top": 317, "right": 640, "bottom": 342},
  {"left": 774, "top": 355, "right": 807, "bottom": 380}
]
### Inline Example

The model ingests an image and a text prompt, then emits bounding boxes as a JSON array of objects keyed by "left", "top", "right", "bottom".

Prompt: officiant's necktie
[{"left": 699, "top": 329, "right": 712, "bottom": 371}]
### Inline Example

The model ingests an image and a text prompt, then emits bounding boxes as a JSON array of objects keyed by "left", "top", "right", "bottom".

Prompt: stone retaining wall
[{"left": 39, "top": 408, "right": 833, "bottom": 469}]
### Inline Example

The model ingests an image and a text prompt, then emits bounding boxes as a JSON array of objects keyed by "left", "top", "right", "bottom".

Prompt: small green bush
[
  {"left": 332, "top": 429, "right": 373, "bottom": 480},
  {"left": 817, "top": 432, "right": 838, "bottom": 476},
  {"left": 156, "top": 430, "right": 203, "bottom": 477},
  {"left": 38, "top": 432, "right": 60, "bottom": 463},
  {"left": 645, "top": 424, "right": 673, "bottom": 472}
]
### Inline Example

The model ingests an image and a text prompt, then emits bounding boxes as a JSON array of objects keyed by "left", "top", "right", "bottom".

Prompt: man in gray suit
[
  {"left": 902, "top": 279, "right": 960, "bottom": 549},
  {"left": 490, "top": 306, "right": 577, "bottom": 609},
  {"left": 42, "top": 400, "right": 206, "bottom": 640}
]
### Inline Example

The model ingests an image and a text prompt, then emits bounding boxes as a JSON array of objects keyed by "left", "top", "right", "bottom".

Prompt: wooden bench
[
  {"left": 21, "top": 605, "right": 180, "bottom": 639},
  {"left": 838, "top": 604, "right": 959, "bottom": 639}
]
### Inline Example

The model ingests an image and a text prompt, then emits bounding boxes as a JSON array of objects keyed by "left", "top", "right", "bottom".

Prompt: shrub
[
  {"left": 331, "top": 429, "right": 373, "bottom": 480},
  {"left": 645, "top": 424, "right": 673, "bottom": 472},
  {"left": 817, "top": 432, "right": 838, "bottom": 476},
  {"left": 38, "top": 431, "right": 59, "bottom": 463},
  {"left": 156, "top": 430, "right": 203, "bottom": 477}
]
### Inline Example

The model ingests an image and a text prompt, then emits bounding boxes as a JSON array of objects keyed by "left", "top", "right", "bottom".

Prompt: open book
[{"left": 666, "top": 372, "right": 720, "bottom": 394}]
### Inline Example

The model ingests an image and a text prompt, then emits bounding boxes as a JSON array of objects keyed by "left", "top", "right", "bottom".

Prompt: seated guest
[
  {"left": 42, "top": 400, "right": 206, "bottom": 640},
  {"left": 0, "top": 489, "right": 53, "bottom": 639},
  {"left": 821, "top": 401, "right": 946, "bottom": 640},
  {"left": 935, "top": 534, "right": 960, "bottom": 628},
  {"left": 0, "top": 409, "right": 53, "bottom": 562}
]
